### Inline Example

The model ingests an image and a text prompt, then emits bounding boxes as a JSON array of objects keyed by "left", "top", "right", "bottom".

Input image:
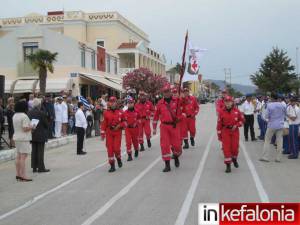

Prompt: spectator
[
  {"left": 28, "top": 98, "right": 50, "bottom": 173},
  {"left": 71, "top": 97, "right": 78, "bottom": 134},
  {"left": 0, "top": 98, "right": 4, "bottom": 149},
  {"left": 286, "top": 97, "right": 300, "bottom": 159},
  {"left": 100, "top": 94, "right": 108, "bottom": 110},
  {"left": 86, "top": 107, "right": 93, "bottom": 138},
  {"left": 93, "top": 102, "right": 103, "bottom": 136},
  {"left": 240, "top": 94, "right": 257, "bottom": 141},
  {"left": 260, "top": 93, "right": 286, "bottom": 163},
  {"left": 13, "top": 100, "right": 33, "bottom": 182},
  {"left": 54, "top": 97, "right": 63, "bottom": 138},
  {"left": 28, "top": 94, "right": 34, "bottom": 111},
  {"left": 6, "top": 97, "right": 15, "bottom": 148},
  {"left": 75, "top": 102, "right": 87, "bottom": 155},
  {"left": 42, "top": 95, "right": 55, "bottom": 139},
  {"left": 61, "top": 95, "right": 68, "bottom": 136},
  {"left": 67, "top": 97, "right": 75, "bottom": 135}
]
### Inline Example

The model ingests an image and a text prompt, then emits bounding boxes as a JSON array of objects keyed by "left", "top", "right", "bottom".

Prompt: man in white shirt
[
  {"left": 75, "top": 102, "right": 87, "bottom": 155},
  {"left": 100, "top": 94, "right": 108, "bottom": 110},
  {"left": 61, "top": 95, "right": 69, "bottom": 136},
  {"left": 256, "top": 96, "right": 265, "bottom": 140},
  {"left": 54, "top": 97, "right": 63, "bottom": 138},
  {"left": 240, "top": 94, "right": 257, "bottom": 141},
  {"left": 286, "top": 97, "right": 300, "bottom": 159}
]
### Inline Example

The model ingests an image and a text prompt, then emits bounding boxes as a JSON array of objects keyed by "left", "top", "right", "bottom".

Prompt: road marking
[
  {"left": 81, "top": 156, "right": 161, "bottom": 225},
  {"left": 240, "top": 141, "right": 270, "bottom": 203},
  {"left": 174, "top": 133, "right": 215, "bottom": 225}
]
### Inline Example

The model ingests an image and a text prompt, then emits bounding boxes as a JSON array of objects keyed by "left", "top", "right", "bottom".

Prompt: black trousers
[
  {"left": 76, "top": 127, "right": 85, "bottom": 153},
  {"left": 31, "top": 142, "right": 46, "bottom": 170},
  {"left": 244, "top": 114, "right": 255, "bottom": 140}
]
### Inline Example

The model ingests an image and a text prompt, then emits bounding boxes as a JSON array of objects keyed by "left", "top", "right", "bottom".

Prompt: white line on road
[
  {"left": 240, "top": 141, "right": 270, "bottom": 203},
  {"left": 81, "top": 156, "right": 161, "bottom": 225},
  {"left": 174, "top": 133, "right": 215, "bottom": 225}
]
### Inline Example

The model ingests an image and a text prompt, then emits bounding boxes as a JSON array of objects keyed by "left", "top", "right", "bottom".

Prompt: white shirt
[
  {"left": 241, "top": 100, "right": 255, "bottom": 115},
  {"left": 61, "top": 101, "right": 68, "bottom": 123},
  {"left": 75, "top": 108, "right": 87, "bottom": 129},
  {"left": 286, "top": 105, "right": 300, "bottom": 125},
  {"left": 54, "top": 103, "right": 63, "bottom": 122},
  {"left": 256, "top": 100, "right": 263, "bottom": 114},
  {"left": 101, "top": 99, "right": 107, "bottom": 110}
]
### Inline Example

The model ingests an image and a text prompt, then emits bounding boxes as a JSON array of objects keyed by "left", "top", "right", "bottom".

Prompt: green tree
[
  {"left": 27, "top": 49, "right": 58, "bottom": 95},
  {"left": 250, "top": 47, "right": 297, "bottom": 93}
]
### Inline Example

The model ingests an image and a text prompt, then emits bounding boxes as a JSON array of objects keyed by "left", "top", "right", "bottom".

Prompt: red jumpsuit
[
  {"left": 217, "top": 107, "right": 244, "bottom": 164},
  {"left": 135, "top": 100, "right": 154, "bottom": 144},
  {"left": 101, "top": 109, "right": 125, "bottom": 164},
  {"left": 153, "top": 97, "right": 183, "bottom": 161},
  {"left": 215, "top": 98, "right": 225, "bottom": 116},
  {"left": 123, "top": 109, "right": 139, "bottom": 154},
  {"left": 182, "top": 95, "right": 200, "bottom": 139}
]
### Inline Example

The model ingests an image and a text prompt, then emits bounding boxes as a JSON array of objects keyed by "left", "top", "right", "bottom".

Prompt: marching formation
[{"left": 100, "top": 84, "right": 200, "bottom": 173}]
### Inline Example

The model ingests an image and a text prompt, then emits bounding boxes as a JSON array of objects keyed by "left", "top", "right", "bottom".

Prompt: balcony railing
[{"left": 119, "top": 68, "right": 135, "bottom": 75}]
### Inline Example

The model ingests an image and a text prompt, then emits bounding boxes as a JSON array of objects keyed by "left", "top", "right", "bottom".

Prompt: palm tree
[{"left": 27, "top": 49, "right": 58, "bottom": 95}]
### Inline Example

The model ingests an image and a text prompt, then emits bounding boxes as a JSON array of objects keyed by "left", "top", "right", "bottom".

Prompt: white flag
[{"left": 182, "top": 42, "right": 207, "bottom": 82}]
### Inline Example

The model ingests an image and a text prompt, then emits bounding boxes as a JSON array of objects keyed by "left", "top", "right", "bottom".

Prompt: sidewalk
[{"left": 0, "top": 135, "right": 76, "bottom": 163}]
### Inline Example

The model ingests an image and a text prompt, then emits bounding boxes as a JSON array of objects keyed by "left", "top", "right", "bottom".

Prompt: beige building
[{"left": 0, "top": 10, "right": 166, "bottom": 97}]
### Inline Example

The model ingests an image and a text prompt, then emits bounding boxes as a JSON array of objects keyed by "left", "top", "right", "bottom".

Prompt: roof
[{"left": 118, "top": 42, "right": 138, "bottom": 49}]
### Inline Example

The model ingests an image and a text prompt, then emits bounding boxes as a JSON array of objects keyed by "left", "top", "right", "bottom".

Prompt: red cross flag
[{"left": 182, "top": 41, "right": 207, "bottom": 82}]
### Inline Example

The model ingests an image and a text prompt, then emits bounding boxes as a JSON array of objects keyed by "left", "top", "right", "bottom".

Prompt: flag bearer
[
  {"left": 182, "top": 88, "right": 199, "bottom": 148},
  {"left": 153, "top": 84, "right": 183, "bottom": 172},
  {"left": 135, "top": 92, "right": 154, "bottom": 151},
  {"left": 217, "top": 96, "right": 244, "bottom": 173},
  {"left": 101, "top": 97, "right": 125, "bottom": 173},
  {"left": 123, "top": 98, "right": 140, "bottom": 161}
]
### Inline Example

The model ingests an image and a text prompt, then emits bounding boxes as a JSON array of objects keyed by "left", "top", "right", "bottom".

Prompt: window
[
  {"left": 97, "top": 40, "right": 105, "bottom": 48},
  {"left": 106, "top": 54, "right": 110, "bottom": 73},
  {"left": 23, "top": 42, "right": 38, "bottom": 62},
  {"left": 81, "top": 48, "right": 85, "bottom": 68},
  {"left": 91, "top": 51, "right": 95, "bottom": 70},
  {"left": 114, "top": 58, "right": 118, "bottom": 74}
]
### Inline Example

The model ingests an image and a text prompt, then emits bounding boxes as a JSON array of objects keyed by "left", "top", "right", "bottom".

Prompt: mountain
[{"left": 206, "top": 79, "right": 257, "bottom": 95}]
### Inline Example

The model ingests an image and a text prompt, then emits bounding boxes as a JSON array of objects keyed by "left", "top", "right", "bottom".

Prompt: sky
[{"left": 1, "top": 0, "right": 299, "bottom": 85}]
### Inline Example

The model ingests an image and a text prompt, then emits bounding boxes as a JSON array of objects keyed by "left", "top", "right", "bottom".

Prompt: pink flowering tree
[{"left": 123, "top": 68, "right": 169, "bottom": 97}]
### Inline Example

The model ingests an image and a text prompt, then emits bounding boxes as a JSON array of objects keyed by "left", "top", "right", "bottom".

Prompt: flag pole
[{"left": 175, "top": 30, "right": 188, "bottom": 118}]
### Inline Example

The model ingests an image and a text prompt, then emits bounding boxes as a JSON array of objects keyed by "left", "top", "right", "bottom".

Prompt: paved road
[{"left": 0, "top": 104, "right": 299, "bottom": 225}]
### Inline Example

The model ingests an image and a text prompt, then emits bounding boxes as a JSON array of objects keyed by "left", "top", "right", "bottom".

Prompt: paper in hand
[{"left": 31, "top": 119, "right": 39, "bottom": 127}]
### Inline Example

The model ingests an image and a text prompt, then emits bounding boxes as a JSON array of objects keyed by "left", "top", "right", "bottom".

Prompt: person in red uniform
[
  {"left": 172, "top": 87, "right": 186, "bottom": 145},
  {"left": 153, "top": 84, "right": 183, "bottom": 172},
  {"left": 101, "top": 97, "right": 126, "bottom": 173},
  {"left": 135, "top": 92, "right": 155, "bottom": 151},
  {"left": 215, "top": 90, "right": 227, "bottom": 115},
  {"left": 123, "top": 98, "right": 140, "bottom": 161},
  {"left": 217, "top": 96, "right": 244, "bottom": 173},
  {"left": 182, "top": 88, "right": 200, "bottom": 149}
]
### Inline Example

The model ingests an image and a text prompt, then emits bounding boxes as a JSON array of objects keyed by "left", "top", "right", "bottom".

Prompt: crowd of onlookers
[{"left": 239, "top": 93, "right": 299, "bottom": 162}]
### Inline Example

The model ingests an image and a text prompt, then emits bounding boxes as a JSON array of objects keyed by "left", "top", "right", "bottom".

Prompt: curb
[{"left": 0, "top": 135, "right": 76, "bottom": 163}]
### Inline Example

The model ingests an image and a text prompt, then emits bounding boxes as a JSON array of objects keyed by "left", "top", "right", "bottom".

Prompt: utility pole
[
  {"left": 296, "top": 47, "right": 299, "bottom": 79},
  {"left": 224, "top": 68, "right": 232, "bottom": 88}
]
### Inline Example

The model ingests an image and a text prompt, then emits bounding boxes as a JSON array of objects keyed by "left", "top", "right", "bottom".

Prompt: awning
[
  {"left": 35, "top": 79, "right": 73, "bottom": 93},
  {"left": 79, "top": 73, "right": 123, "bottom": 92},
  {"left": 5, "top": 80, "right": 14, "bottom": 94},
  {"left": 12, "top": 79, "right": 38, "bottom": 94}
]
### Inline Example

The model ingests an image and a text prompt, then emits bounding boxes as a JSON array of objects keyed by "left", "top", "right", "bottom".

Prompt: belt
[
  {"left": 162, "top": 122, "right": 175, "bottom": 125},
  {"left": 109, "top": 126, "right": 118, "bottom": 130},
  {"left": 223, "top": 125, "right": 233, "bottom": 129},
  {"left": 186, "top": 115, "right": 193, "bottom": 118},
  {"left": 127, "top": 125, "right": 137, "bottom": 128}
]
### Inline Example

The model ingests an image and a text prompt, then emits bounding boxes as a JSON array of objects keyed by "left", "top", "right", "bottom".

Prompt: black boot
[
  {"left": 117, "top": 158, "right": 123, "bottom": 168},
  {"left": 134, "top": 150, "right": 139, "bottom": 158},
  {"left": 163, "top": 160, "right": 171, "bottom": 172},
  {"left": 147, "top": 139, "right": 151, "bottom": 148},
  {"left": 174, "top": 156, "right": 180, "bottom": 168},
  {"left": 108, "top": 163, "right": 116, "bottom": 173},
  {"left": 127, "top": 154, "right": 133, "bottom": 161},
  {"left": 225, "top": 163, "right": 231, "bottom": 173},
  {"left": 183, "top": 139, "right": 189, "bottom": 149},
  {"left": 140, "top": 143, "right": 145, "bottom": 152},
  {"left": 190, "top": 137, "right": 195, "bottom": 146},
  {"left": 232, "top": 158, "right": 239, "bottom": 168}
]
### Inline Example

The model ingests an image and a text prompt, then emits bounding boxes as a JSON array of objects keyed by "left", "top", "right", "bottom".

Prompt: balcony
[{"left": 119, "top": 68, "right": 135, "bottom": 75}]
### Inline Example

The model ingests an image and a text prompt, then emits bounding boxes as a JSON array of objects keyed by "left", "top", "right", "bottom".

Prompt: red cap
[
  {"left": 109, "top": 96, "right": 117, "bottom": 103},
  {"left": 224, "top": 95, "right": 233, "bottom": 102},
  {"left": 162, "top": 84, "right": 171, "bottom": 92}
]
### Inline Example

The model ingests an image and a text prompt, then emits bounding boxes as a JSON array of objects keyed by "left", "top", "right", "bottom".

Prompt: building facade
[{"left": 0, "top": 11, "right": 166, "bottom": 97}]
